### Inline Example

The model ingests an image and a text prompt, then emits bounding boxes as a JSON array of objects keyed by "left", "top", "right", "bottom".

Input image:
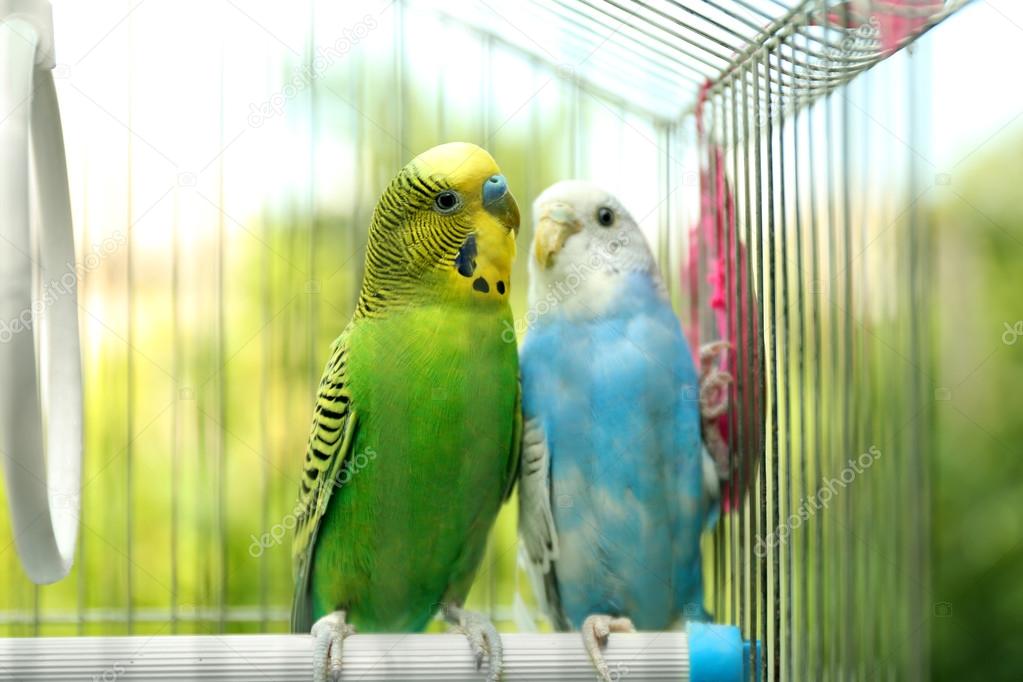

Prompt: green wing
[{"left": 291, "top": 327, "right": 358, "bottom": 632}]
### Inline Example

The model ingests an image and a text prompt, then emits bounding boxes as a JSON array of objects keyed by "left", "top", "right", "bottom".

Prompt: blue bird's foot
[
  {"left": 444, "top": 603, "right": 504, "bottom": 682},
  {"left": 698, "top": 341, "right": 732, "bottom": 421},
  {"left": 581, "top": 613, "right": 635, "bottom": 682},
  {"left": 699, "top": 341, "right": 733, "bottom": 478},
  {"left": 311, "top": 610, "right": 354, "bottom": 682}
]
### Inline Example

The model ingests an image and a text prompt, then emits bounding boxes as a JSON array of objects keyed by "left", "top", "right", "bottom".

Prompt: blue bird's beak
[
  {"left": 534, "top": 202, "right": 581, "bottom": 269},
  {"left": 483, "top": 174, "right": 519, "bottom": 235}
]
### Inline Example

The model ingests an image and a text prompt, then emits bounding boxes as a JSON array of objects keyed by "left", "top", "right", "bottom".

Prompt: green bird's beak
[{"left": 483, "top": 174, "right": 519, "bottom": 235}]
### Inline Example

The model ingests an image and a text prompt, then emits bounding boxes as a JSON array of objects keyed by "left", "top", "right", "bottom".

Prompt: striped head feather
[{"left": 356, "top": 142, "right": 519, "bottom": 318}]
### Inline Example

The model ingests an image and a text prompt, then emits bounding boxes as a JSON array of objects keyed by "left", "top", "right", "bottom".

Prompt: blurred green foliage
[{"left": 929, "top": 128, "right": 1023, "bottom": 681}]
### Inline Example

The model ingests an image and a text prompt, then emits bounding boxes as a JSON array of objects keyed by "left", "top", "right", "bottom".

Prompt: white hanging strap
[{"left": 0, "top": 0, "right": 83, "bottom": 585}]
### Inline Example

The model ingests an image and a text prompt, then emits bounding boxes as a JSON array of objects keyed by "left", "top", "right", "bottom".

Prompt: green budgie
[{"left": 291, "top": 142, "right": 521, "bottom": 682}]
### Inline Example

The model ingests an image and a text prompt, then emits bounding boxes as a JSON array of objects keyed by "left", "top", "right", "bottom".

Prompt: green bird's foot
[
  {"left": 581, "top": 613, "right": 635, "bottom": 682},
  {"left": 443, "top": 604, "right": 504, "bottom": 682},
  {"left": 310, "top": 610, "right": 355, "bottom": 682}
]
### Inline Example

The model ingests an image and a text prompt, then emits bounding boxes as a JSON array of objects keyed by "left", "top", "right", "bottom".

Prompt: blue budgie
[{"left": 517, "top": 181, "right": 728, "bottom": 682}]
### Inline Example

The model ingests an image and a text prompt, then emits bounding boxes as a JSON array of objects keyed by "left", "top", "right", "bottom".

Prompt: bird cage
[{"left": 0, "top": 0, "right": 977, "bottom": 680}]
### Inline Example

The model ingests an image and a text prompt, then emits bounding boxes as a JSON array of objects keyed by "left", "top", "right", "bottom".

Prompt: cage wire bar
[
  {"left": 673, "top": 2, "right": 949, "bottom": 680},
  {"left": 0, "top": 0, "right": 966, "bottom": 680}
]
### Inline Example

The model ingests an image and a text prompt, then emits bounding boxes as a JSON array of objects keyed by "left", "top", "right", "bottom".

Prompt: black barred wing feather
[{"left": 290, "top": 328, "right": 358, "bottom": 632}]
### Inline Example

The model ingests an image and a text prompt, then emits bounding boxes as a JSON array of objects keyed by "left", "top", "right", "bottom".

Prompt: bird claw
[
  {"left": 445, "top": 604, "right": 504, "bottom": 682},
  {"left": 457, "top": 622, "right": 487, "bottom": 670},
  {"left": 311, "top": 610, "right": 354, "bottom": 682},
  {"left": 581, "top": 614, "right": 635, "bottom": 682},
  {"left": 698, "top": 341, "right": 733, "bottom": 421},
  {"left": 699, "top": 340, "right": 731, "bottom": 371}
]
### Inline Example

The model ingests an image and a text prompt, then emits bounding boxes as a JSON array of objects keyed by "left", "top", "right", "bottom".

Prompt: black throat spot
[
  {"left": 454, "top": 234, "right": 477, "bottom": 278},
  {"left": 473, "top": 277, "right": 490, "bottom": 293}
]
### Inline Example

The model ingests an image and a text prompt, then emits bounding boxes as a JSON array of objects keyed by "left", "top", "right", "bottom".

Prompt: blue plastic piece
[
  {"left": 687, "top": 622, "right": 761, "bottom": 682},
  {"left": 743, "top": 639, "right": 762, "bottom": 682}
]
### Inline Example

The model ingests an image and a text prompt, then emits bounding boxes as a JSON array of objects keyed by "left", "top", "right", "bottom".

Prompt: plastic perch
[
  {"left": 0, "top": 0, "right": 83, "bottom": 585},
  {"left": 0, "top": 626, "right": 759, "bottom": 681}
]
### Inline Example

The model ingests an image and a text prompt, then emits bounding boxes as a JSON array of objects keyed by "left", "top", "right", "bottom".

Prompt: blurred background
[{"left": 0, "top": 1, "right": 1019, "bottom": 680}]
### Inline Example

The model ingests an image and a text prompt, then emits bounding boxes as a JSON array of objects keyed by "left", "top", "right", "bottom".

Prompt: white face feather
[{"left": 526, "top": 180, "right": 663, "bottom": 318}]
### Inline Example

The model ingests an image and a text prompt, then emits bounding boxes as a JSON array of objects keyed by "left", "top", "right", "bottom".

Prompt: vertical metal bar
[
  {"left": 7, "top": 511, "right": 12, "bottom": 633},
  {"left": 892, "top": 76, "right": 905, "bottom": 682},
  {"left": 725, "top": 75, "right": 741, "bottom": 632},
  {"left": 752, "top": 50, "right": 767, "bottom": 682},
  {"left": 396, "top": 0, "right": 407, "bottom": 165},
  {"left": 920, "top": 90, "right": 934, "bottom": 682},
  {"left": 480, "top": 32, "right": 496, "bottom": 620},
  {"left": 258, "top": 34, "right": 274, "bottom": 635},
  {"left": 125, "top": 0, "right": 136, "bottom": 635},
  {"left": 856, "top": 61, "right": 870, "bottom": 682},
  {"left": 673, "top": 122, "right": 682, "bottom": 298},
  {"left": 774, "top": 45, "right": 792, "bottom": 682},
  {"left": 762, "top": 46, "right": 780, "bottom": 682},
  {"left": 706, "top": 93, "right": 722, "bottom": 623},
  {"left": 171, "top": 181, "right": 181, "bottom": 634},
  {"left": 739, "top": 59, "right": 754, "bottom": 680},
  {"left": 527, "top": 57, "right": 540, "bottom": 211},
  {"left": 32, "top": 587, "right": 39, "bottom": 636},
  {"left": 658, "top": 123, "right": 670, "bottom": 289},
  {"left": 719, "top": 86, "right": 732, "bottom": 629},
  {"left": 351, "top": 46, "right": 365, "bottom": 310},
  {"left": 908, "top": 43, "right": 929, "bottom": 682},
  {"left": 806, "top": 23, "right": 823, "bottom": 679},
  {"left": 436, "top": 18, "right": 448, "bottom": 143},
  {"left": 257, "top": 274, "right": 270, "bottom": 635},
  {"left": 875, "top": 58, "right": 891, "bottom": 681},
  {"left": 307, "top": 0, "right": 319, "bottom": 404},
  {"left": 840, "top": 14, "right": 854, "bottom": 681},
  {"left": 216, "top": 7, "right": 228, "bottom": 633},
  {"left": 714, "top": 88, "right": 732, "bottom": 627},
  {"left": 78, "top": 162, "right": 90, "bottom": 637},
  {"left": 615, "top": 103, "right": 625, "bottom": 199},
  {"left": 303, "top": 0, "right": 320, "bottom": 627},
  {"left": 482, "top": 35, "right": 492, "bottom": 145},
  {"left": 703, "top": 92, "right": 717, "bottom": 619},
  {"left": 790, "top": 35, "right": 808, "bottom": 682},
  {"left": 725, "top": 67, "right": 739, "bottom": 637},
  {"left": 570, "top": 77, "right": 580, "bottom": 178},
  {"left": 694, "top": 116, "right": 706, "bottom": 356},
  {"left": 824, "top": 16, "right": 839, "bottom": 677}
]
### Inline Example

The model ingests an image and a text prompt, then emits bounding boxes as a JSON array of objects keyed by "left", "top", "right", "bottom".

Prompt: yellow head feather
[{"left": 355, "top": 142, "right": 519, "bottom": 318}]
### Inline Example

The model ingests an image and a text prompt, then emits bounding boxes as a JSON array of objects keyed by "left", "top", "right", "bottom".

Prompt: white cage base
[{"left": 0, "top": 632, "right": 693, "bottom": 681}]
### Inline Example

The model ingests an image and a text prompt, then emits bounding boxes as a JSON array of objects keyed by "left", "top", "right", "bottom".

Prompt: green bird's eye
[
  {"left": 434, "top": 190, "right": 462, "bottom": 214},
  {"left": 596, "top": 206, "right": 615, "bottom": 227}
]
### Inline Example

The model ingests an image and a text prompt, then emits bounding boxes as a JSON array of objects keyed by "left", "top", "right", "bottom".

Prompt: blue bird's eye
[
  {"left": 596, "top": 206, "right": 615, "bottom": 227},
  {"left": 434, "top": 190, "right": 461, "bottom": 214}
]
